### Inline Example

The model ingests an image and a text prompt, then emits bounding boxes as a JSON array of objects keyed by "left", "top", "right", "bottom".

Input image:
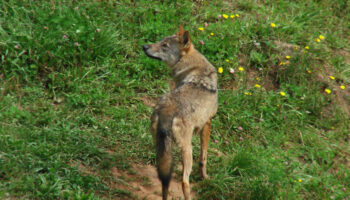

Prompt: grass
[{"left": 0, "top": 0, "right": 349, "bottom": 199}]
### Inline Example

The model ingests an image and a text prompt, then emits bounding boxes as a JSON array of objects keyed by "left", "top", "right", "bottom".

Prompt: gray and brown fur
[{"left": 143, "top": 25, "right": 218, "bottom": 200}]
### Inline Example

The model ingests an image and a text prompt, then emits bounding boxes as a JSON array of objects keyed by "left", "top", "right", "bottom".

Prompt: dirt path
[{"left": 112, "top": 164, "right": 196, "bottom": 200}]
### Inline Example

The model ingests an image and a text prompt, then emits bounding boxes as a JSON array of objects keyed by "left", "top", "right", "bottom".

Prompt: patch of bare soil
[
  {"left": 273, "top": 40, "right": 299, "bottom": 56},
  {"left": 112, "top": 164, "right": 195, "bottom": 200}
]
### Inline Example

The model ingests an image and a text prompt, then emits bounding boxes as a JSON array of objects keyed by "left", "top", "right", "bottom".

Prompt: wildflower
[
  {"left": 238, "top": 66, "right": 244, "bottom": 71},
  {"left": 222, "top": 14, "right": 228, "bottom": 19},
  {"left": 315, "top": 38, "right": 321, "bottom": 43},
  {"left": 329, "top": 76, "right": 335, "bottom": 80},
  {"left": 294, "top": 45, "right": 299, "bottom": 50},
  {"left": 340, "top": 85, "right": 346, "bottom": 90},
  {"left": 225, "top": 140, "right": 229, "bottom": 145},
  {"left": 229, "top": 68, "right": 235, "bottom": 74},
  {"left": 331, "top": 126, "right": 335, "bottom": 130},
  {"left": 44, "top": 26, "right": 49, "bottom": 30},
  {"left": 210, "top": 32, "right": 214, "bottom": 36},
  {"left": 319, "top": 35, "right": 325, "bottom": 40},
  {"left": 76, "top": 29, "right": 81, "bottom": 34},
  {"left": 230, "top": 15, "right": 235, "bottom": 19},
  {"left": 237, "top": 126, "right": 243, "bottom": 131},
  {"left": 225, "top": 59, "right": 230, "bottom": 63},
  {"left": 96, "top": 28, "right": 101, "bottom": 33},
  {"left": 218, "top": 67, "right": 223, "bottom": 74},
  {"left": 217, "top": 14, "right": 222, "bottom": 18},
  {"left": 74, "top": 7, "right": 79, "bottom": 11},
  {"left": 270, "top": 23, "right": 276, "bottom": 28},
  {"left": 342, "top": 188, "right": 346, "bottom": 192},
  {"left": 280, "top": 91, "right": 286, "bottom": 96},
  {"left": 199, "top": 40, "right": 205, "bottom": 45},
  {"left": 244, "top": 92, "right": 249, "bottom": 95},
  {"left": 256, "top": 77, "right": 260, "bottom": 81},
  {"left": 259, "top": 118, "right": 265, "bottom": 122},
  {"left": 285, "top": 55, "right": 291, "bottom": 59},
  {"left": 204, "top": 22, "right": 209, "bottom": 28},
  {"left": 254, "top": 84, "right": 261, "bottom": 88},
  {"left": 198, "top": 27, "right": 204, "bottom": 31},
  {"left": 305, "top": 46, "right": 310, "bottom": 50},
  {"left": 62, "top": 35, "right": 67, "bottom": 39},
  {"left": 214, "top": 140, "right": 218, "bottom": 143},
  {"left": 298, "top": 179, "right": 302, "bottom": 183},
  {"left": 279, "top": 62, "right": 286, "bottom": 66},
  {"left": 235, "top": 14, "right": 239, "bottom": 17},
  {"left": 14, "top": 45, "right": 19, "bottom": 49},
  {"left": 324, "top": 88, "right": 331, "bottom": 94},
  {"left": 74, "top": 42, "right": 80, "bottom": 47},
  {"left": 307, "top": 70, "right": 312, "bottom": 74}
]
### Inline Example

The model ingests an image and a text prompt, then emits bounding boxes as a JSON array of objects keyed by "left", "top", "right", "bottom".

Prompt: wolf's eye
[{"left": 161, "top": 43, "right": 169, "bottom": 48}]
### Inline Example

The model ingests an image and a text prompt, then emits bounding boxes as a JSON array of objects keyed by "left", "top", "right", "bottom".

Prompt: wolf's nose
[{"left": 143, "top": 45, "right": 150, "bottom": 51}]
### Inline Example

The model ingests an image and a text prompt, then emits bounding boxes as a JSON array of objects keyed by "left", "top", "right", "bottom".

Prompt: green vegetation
[{"left": 0, "top": 0, "right": 349, "bottom": 199}]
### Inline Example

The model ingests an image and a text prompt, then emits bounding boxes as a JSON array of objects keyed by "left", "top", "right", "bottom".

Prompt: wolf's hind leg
[
  {"left": 200, "top": 120, "right": 211, "bottom": 179},
  {"left": 150, "top": 114, "right": 158, "bottom": 146},
  {"left": 172, "top": 117, "right": 194, "bottom": 200}
]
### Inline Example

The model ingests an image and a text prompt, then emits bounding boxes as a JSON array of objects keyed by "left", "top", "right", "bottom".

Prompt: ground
[{"left": 0, "top": 0, "right": 349, "bottom": 199}]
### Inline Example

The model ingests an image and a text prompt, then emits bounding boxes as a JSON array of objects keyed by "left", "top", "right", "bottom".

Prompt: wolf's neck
[
  {"left": 170, "top": 51, "right": 217, "bottom": 92},
  {"left": 172, "top": 64, "right": 198, "bottom": 85}
]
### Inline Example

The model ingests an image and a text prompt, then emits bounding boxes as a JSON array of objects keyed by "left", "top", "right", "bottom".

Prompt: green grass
[{"left": 1, "top": 0, "right": 349, "bottom": 199}]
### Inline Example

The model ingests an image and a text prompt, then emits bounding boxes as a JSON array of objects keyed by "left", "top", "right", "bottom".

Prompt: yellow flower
[
  {"left": 305, "top": 46, "right": 310, "bottom": 50},
  {"left": 279, "top": 62, "right": 286, "bottom": 66},
  {"left": 329, "top": 76, "right": 335, "bottom": 80},
  {"left": 235, "top": 14, "right": 239, "bottom": 17},
  {"left": 244, "top": 92, "right": 252, "bottom": 96},
  {"left": 210, "top": 32, "right": 214, "bottom": 36},
  {"left": 315, "top": 38, "right": 321, "bottom": 43},
  {"left": 270, "top": 23, "right": 276, "bottom": 28},
  {"left": 218, "top": 67, "right": 223, "bottom": 74},
  {"left": 340, "top": 85, "right": 346, "bottom": 90},
  {"left": 225, "top": 59, "right": 230, "bottom": 63},
  {"left": 298, "top": 179, "right": 302, "bottom": 183},
  {"left": 280, "top": 91, "right": 286, "bottom": 96},
  {"left": 307, "top": 70, "right": 312, "bottom": 74},
  {"left": 255, "top": 84, "right": 261, "bottom": 88},
  {"left": 319, "top": 35, "right": 325, "bottom": 40},
  {"left": 285, "top": 55, "right": 291, "bottom": 59},
  {"left": 198, "top": 27, "right": 204, "bottom": 31},
  {"left": 331, "top": 126, "right": 335, "bottom": 130},
  {"left": 230, "top": 15, "right": 235, "bottom": 19},
  {"left": 256, "top": 77, "right": 260, "bottom": 81},
  {"left": 294, "top": 45, "right": 299, "bottom": 50},
  {"left": 324, "top": 88, "right": 331, "bottom": 94},
  {"left": 222, "top": 14, "right": 228, "bottom": 19},
  {"left": 238, "top": 66, "right": 244, "bottom": 71}
]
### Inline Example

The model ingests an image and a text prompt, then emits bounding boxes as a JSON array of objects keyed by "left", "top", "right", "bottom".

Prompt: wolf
[{"left": 143, "top": 25, "right": 218, "bottom": 200}]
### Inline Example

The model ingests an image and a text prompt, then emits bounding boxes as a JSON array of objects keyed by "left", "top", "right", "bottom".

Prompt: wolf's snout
[{"left": 143, "top": 45, "right": 150, "bottom": 52}]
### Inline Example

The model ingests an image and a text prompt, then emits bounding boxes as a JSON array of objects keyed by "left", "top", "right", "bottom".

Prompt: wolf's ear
[
  {"left": 182, "top": 31, "right": 191, "bottom": 46},
  {"left": 177, "top": 24, "right": 185, "bottom": 36},
  {"left": 180, "top": 31, "right": 192, "bottom": 53}
]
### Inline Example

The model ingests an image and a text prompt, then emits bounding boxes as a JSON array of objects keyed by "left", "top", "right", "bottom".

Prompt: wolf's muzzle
[
  {"left": 143, "top": 45, "right": 150, "bottom": 52},
  {"left": 143, "top": 44, "right": 162, "bottom": 61}
]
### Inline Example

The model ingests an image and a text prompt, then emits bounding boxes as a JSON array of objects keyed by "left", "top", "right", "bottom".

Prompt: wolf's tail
[{"left": 156, "top": 118, "right": 173, "bottom": 200}]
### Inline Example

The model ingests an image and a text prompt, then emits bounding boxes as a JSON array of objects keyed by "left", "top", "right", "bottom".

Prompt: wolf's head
[{"left": 143, "top": 25, "right": 192, "bottom": 66}]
